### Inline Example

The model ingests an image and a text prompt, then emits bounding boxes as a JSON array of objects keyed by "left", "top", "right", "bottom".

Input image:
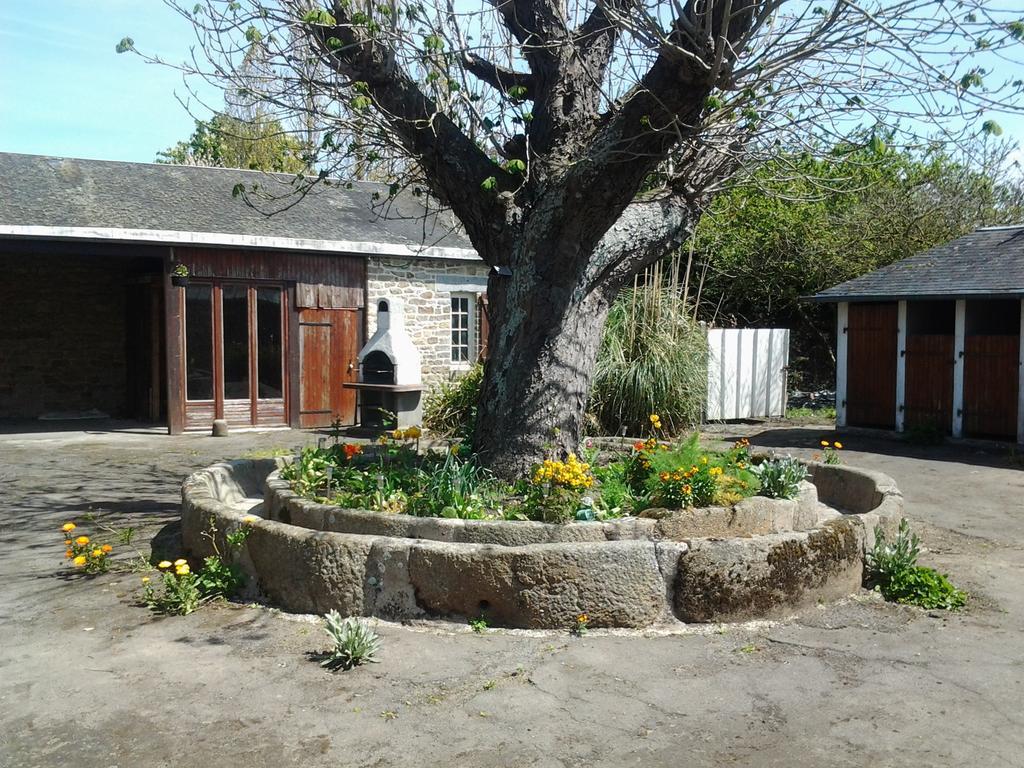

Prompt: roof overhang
[
  {"left": 0, "top": 224, "right": 481, "bottom": 262},
  {"left": 806, "top": 291, "right": 1024, "bottom": 303}
]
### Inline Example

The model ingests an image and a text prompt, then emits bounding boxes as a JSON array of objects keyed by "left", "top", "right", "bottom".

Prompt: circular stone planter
[{"left": 181, "top": 459, "right": 903, "bottom": 629}]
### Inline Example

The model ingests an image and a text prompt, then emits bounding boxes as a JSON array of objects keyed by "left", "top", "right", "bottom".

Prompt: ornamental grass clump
[
  {"left": 321, "top": 611, "right": 382, "bottom": 671},
  {"left": 750, "top": 456, "right": 808, "bottom": 499},
  {"left": 59, "top": 522, "right": 114, "bottom": 574},
  {"left": 589, "top": 268, "right": 707, "bottom": 437},
  {"left": 867, "top": 519, "right": 967, "bottom": 610}
]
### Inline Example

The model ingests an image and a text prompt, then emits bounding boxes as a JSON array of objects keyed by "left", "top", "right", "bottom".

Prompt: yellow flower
[
  {"left": 101, "top": 544, "right": 113, "bottom": 553},
  {"left": 158, "top": 560, "right": 172, "bottom": 569},
  {"left": 833, "top": 441, "right": 843, "bottom": 449},
  {"left": 405, "top": 426, "right": 422, "bottom": 439},
  {"left": 242, "top": 515, "right": 259, "bottom": 524},
  {"left": 820, "top": 440, "right": 830, "bottom": 447},
  {"left": 700, "top": 456, "right": 708, "bottom": 465},
  {"left": 62, "top": 522, "right": 76, "bottom": 532},
  {"left": 141, "top": 576, "right": 151, "bottom": 584},
  {"left": 649, "top": 414, "right": 660, "bottom": 424},
  {"left": 73, "top": 555, "right": 87, "bottom": 567},
  {"left": 91, "top": 549, "right": 103, "bottom": 557},
  {"left": 75, "top": 536, "right": 90, "bottom": 546},
  {"left": 174, "top": 558, "right": 187, "bottom": 566},
  {"left": 175, "top": 564, "right": 191, "bottom": 576}
]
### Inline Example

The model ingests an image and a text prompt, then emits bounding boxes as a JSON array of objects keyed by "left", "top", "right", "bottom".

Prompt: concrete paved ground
[{"left": 1, "top": 423, "right": 1022, "bottom": 767}]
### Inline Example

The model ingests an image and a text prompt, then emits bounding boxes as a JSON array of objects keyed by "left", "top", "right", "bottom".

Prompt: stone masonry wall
[
  {"left": 0, "top": 253, "right": 129, "bottom": 419},
  {"left": 366, "top": 256, "right": 490, "bottom": 387}
]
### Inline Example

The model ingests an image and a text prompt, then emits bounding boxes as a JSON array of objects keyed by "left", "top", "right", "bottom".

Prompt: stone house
[{"left": 0, "top": 152, "right": 489, "bottom": 433}]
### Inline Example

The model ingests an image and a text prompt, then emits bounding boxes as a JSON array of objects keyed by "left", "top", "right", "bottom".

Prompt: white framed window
[{"left": 450, "top": 293, "right": 474, "bottom": 364}]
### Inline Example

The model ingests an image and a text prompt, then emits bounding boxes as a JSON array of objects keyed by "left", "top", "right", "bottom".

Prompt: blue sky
[
  {"left": 0, "top": 1, "right": 219, "bottom": 162},
  {"left": 1, "top": 1, "right": 1022, "bottom": 165}
]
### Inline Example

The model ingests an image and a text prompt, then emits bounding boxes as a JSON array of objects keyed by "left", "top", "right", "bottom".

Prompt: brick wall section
[
  {"left": 366, "top": 256, "right": 490, "bottom": 386},
  {"left": 0, "top": 253, "right": 130, "bottom": 419}
]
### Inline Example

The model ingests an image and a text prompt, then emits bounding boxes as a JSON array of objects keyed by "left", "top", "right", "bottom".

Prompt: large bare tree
[{"left": 125, "top": 0, "right": 1024, "bottom": 476}]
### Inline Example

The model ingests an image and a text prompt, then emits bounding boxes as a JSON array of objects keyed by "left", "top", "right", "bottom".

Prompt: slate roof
[
  {"left": 811, "top": 225, "right": 1024, "bottom": 301},
  {"left": 0, "top": 152, "right": 476, "bottom": 258}
]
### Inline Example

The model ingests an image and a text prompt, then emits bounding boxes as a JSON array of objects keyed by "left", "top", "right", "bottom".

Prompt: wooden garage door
[
  {"left": 846, "top": 302, "right": 897, "bottom": 429},
  {"left": 904, "top": 335, "right": 954, "bottom": 432},
  {"left": 299, "top": 308, "right": 361, "bottom": 429},
  {"left": 964, "top": 335, "right": 1019, "bottom": 439}
]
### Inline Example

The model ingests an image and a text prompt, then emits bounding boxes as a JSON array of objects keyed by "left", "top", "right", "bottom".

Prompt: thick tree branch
[
  {"left": 304, "top": 4, "right": 515, "bottom": 262},
  {"left": 462, "top": 52, "right": 536, "bottom": 98}
]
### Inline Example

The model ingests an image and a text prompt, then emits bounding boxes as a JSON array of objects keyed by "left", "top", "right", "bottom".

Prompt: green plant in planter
[
  {"left": 171, "top": 263, "right": 189, "bottom": 277},
  {"left": 750, "top": 456, "right": 807, "bottom": 499},
  {"left": 867, "top": 519, "right": 967, "bottom": 609},
  {"left": 321, "top": 611, "right": 382, "bottom": 671}
]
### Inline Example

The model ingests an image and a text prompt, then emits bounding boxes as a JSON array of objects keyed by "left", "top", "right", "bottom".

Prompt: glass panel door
[
  {"left": 256, "top": 287, "right": 283, "bottom": 399},
  {"left": 184, "top": 285, "right": 214, "bottom": 401},
  {"left": 221, "top": 284, "right": 251, "bottom": 402}
]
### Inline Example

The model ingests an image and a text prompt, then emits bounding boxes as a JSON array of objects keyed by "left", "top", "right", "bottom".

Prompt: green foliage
[
  {"left": 144, "top": 567, "right": 201, "bottom": 616},
  {"left": 590, "top": 281, "right": 707, "bottom": 437},
  {"left": 469, "top": 616, "right": 489, "bottom": 632},
  {"left": 321, "top": 611, "right": 382, "bottom": 671},
  {"left": 196, "top": 555, "right": 246, "bottom": 599},
  {"left": 423, "top": 364, "right": 483, "bottom": 439},
  {"left": 282, "top": 440, "right": 507, "bottom": 520},
  {"left": 867, "top": 519, "right": 967, "bottom": 609},
  {"left": 786, "top": 406, "right": 837, "bottom": 423},
  {"left": 749, "top": 456, "right": 807, "bottom": 499},
  {"left": 157, "top": 111, "right": 308, "bottom": 173}
]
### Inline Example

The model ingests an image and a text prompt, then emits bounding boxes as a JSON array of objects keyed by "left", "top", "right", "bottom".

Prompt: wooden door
[
  {"left": 964, "top": 335, "right": 1020, "bottom": 439},
  {"left": 299, "top": 308, "right": 360, "bottom": 428},
  {"left": 846, "top": 302, "right": 897, "bottom": 429},
  {"left": 904, "top": 335, "right": 954, "bottom": 432}
]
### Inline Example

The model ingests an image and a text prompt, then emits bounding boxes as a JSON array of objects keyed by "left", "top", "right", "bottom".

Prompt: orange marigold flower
[
  {"left": 64, "top": 539, "right": 72, "bottom": 546},
  {"left": 101, "top": 544, "right": 113, "bottom": 553},
  {"left": 633, "top": 441, "right": 645, "bottom": 451},
  {"left": 659, "top": 472, "right": 670, "bottom": 481},
  {"left": 64, "top": 550, "right": 73, "bottom": 559},
  {"left": 75, "top": 536, "right": 90, "bottom": 546},
  {"left": 62, "top": 523, "right": 76, "bottom": 532}
]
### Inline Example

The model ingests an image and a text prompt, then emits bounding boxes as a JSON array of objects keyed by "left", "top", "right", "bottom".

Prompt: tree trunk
[{"left": 472, "top": 263, "right": 614, "bottom": 480}]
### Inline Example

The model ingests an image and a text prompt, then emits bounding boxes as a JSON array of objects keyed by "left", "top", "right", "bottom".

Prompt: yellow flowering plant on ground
[
  {"left": 819, "top": 440, "right": 843, "bottom": 465},
  {"left": 59, "top": 522, "right": 114, "bottom": 574},
  {"left": 143, "top": 516, "right": 256, "bottom": 615}
]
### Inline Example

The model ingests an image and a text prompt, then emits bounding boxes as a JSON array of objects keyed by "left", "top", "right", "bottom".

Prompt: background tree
[
  {"left": 123, "top": 0, "right": 1024, "bottom": 476},
  {"left": 157, "top": 111, "right": 309, "bottom": 172}
]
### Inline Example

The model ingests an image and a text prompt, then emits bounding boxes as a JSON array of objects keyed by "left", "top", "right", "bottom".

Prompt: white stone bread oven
[{"left": 349, "top": 297, "right": 423, "bottom": 428}]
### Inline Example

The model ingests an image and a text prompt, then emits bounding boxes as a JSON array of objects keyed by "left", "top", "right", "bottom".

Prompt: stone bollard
[{"left": 211, "top": 419, "right": 229, "bottom": 437}]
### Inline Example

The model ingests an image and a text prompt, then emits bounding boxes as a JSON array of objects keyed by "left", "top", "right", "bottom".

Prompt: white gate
[{"left": 706, "top": 328, "right": 790, "bottom": 420}]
